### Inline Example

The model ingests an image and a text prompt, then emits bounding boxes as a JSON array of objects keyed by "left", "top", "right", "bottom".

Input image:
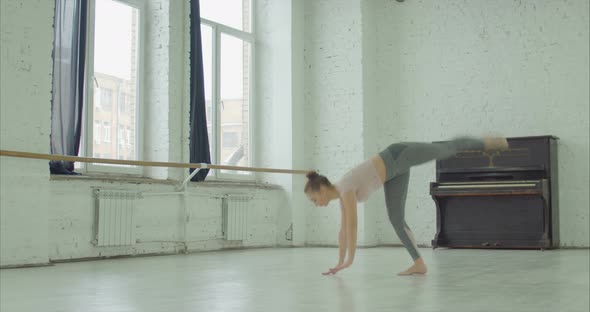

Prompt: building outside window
[{"left": 81, "top": 0, "right": 143, "bottom": 173}]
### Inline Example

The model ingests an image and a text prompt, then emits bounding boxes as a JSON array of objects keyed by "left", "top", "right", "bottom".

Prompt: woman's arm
[
  {"left": 338, "top": 204, "right": 348, "bottom": 265},
  {"left": 325, "top": 191, "right": 357, "bottom": 275},
  {"left": 341, "top": 191, "right": 358, "bottom": 265},
  {"left": 323, "top": 203, "right": 349, "bottom": 275}
]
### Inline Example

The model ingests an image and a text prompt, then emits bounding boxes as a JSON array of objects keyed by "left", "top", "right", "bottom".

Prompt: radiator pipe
[{"left": 141, "top": 192, "right": 184, "bottom": 196}]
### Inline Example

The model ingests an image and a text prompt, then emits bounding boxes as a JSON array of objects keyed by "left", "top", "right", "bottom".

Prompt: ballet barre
[{"left": 0, "top": 150, "right": 310, "bottom": 175}]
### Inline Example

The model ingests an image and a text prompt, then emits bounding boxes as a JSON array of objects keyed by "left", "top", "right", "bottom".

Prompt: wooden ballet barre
[{"left": 0, "top": 150, "right": 310, "bottom": 175}]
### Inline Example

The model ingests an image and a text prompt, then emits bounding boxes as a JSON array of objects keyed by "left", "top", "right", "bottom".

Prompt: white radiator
[
  {"left": 222, "top": 195, "right": 250, "bottom": 241},
  {"left": 94, "top": 189, "right": 138, "bottom": 247}
]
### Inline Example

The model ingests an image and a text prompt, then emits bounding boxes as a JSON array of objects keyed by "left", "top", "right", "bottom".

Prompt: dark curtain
[
  {"left": 189, "top": 0, "right": 211, "bottom": 181},
  {"left": 49, "top": 0, "right": 87, "bottom": 174}
]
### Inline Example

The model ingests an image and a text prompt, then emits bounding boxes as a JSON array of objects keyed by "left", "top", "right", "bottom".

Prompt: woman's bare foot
[
  {"left": 483, "top": 137, "right": 509, "bottom": 151},
  {"left": 398, "top": 258, "right": 428, "bottom": 276}
]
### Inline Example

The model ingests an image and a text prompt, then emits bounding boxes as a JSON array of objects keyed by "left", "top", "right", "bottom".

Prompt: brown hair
[{"left": 304, "top": 171, "right": 332, "bottom": 193}]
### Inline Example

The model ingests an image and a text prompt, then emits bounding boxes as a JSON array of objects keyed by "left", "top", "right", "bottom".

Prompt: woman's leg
[
  {"left": 379, "top": 138, "right": 483, "bottom": 274},
  {"left": 384, "top": 172, "right": 419, "bottom": 260},
  {"left": 379, "top": 137, "right": 498, "bottom": 274},
  {"left": 388, "top": 137, "right": 484, "bottom": 177},
  {"left": 384, "top": 172, "right": 426, "bottom": 275}
]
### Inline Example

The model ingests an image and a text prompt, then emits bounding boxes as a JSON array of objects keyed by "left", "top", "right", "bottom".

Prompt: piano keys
[{"left": 430, "top": 136, "right": 559, "bottom": 249}]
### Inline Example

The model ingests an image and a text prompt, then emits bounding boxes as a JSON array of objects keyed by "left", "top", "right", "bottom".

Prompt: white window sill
[
  {"left": 50, "top": 173, "right": 177, "bottom": 185},
  {"left": 49, "top": 173, "right": 283, "bottom": 190}
]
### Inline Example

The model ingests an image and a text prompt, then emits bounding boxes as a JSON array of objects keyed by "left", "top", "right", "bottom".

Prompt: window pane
[
  {"left": 92, "top": 0, "right": 139, "bottom": 163},
  {"left": 103, "top": 121, "right": 111, "bottom": 145},
  {"left": 94, "top": 120, "right": 101, "bottom": 144},
  {"left": 220, "top": 34, "right": 250, "bottom": 175},
  {"left": 200, "top": 0, "right": 251, "bottom": 32},
  {"left": 201, "top": 24, "right": 214, "bottom": 162},
  {"left": 222, "top": 132, "right": 239, "bottom": 148}
]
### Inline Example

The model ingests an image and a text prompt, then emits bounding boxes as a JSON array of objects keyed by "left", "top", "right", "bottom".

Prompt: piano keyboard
[
  {"left": 431, "top": 179, "right": 546, "bottom": 196},
  {"left": 436, "top": 182, "right": 539, "bottom": 189}
]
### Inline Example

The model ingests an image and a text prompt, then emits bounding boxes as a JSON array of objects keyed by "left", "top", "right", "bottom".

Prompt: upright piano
[{"left": 430, "top": 136, "right": 559, "bottom": 249}]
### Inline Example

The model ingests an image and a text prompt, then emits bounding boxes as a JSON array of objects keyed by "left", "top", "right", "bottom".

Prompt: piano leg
[{"left": 431, "top": 191, "right": 443, "bottom": 249}]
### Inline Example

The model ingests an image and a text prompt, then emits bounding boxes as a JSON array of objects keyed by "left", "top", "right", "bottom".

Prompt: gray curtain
[
  {"left": 50, "top": 0, "right": 87, "bottom": 174},
  {"left": 189, "top": 0, "right": 211, "bottom": 181}
]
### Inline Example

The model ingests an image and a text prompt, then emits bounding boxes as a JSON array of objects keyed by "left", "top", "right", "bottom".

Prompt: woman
[{"left": 304, "top": 137, "right": 508, "bottom": 276}]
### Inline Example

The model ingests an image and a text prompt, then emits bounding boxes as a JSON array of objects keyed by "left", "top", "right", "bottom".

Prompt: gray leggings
[{"left": 378, "top": 137, "right": 484, "bottom": 261}]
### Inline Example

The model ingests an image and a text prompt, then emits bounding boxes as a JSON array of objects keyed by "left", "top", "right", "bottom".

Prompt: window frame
[
  {"left": 80, "top": 0, "right": 145, "bottom": 175},
  {"left": 200, "top": 4, "right": 256, "bottom": 181}
]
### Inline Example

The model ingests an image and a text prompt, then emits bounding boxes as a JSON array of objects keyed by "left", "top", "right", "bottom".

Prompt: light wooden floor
[{"left": 1, "top": 247, "right": 589, "bottom": 312}]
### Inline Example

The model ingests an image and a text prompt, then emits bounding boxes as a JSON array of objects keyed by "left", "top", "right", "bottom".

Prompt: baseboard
[{"left": 0, "top": 262, "right": 54, "bottom": 270}]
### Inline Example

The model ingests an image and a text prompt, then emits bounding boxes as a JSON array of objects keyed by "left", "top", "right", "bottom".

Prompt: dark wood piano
[{"left": 430, "top": 136, "right": 559, "bottom": 249}]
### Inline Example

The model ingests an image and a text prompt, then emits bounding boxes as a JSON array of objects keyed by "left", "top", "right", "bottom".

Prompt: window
[
  {"left": 118, "top": 125, "right": 125, "bottom": 147},
  {"left": 126, "top": 127, "right": 131, "bottom": 147},
  {"left": 100, "top": 88, "right": 112, "bottom": 111},
  {"left": 94, "top": 88, "right": 101, "bottom": 110},
  {"left": 201, "top": 0, "right": 254, "bottom": 178},
  {"left": 103, "top": 121, "right": 111, "bottom": 143},
  {"left": 82, "top": 0, "right": 144, "bottom": 174},
  {"left": 94, "top": 120, "right": 101, "bottom": 144},
  {"left": 200, "top": 0, "right": 251, "bottom": 32},
  {"left": 118, "top": 93, "right": 127, "bottom": 114}
]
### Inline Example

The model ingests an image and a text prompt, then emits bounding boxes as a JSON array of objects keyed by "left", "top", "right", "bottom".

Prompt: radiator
[
  {"left": 222, "top": 195, "right": 250, "bottom": 241},
  {"left": 94, "top": 189, "right": 138, "bottom": 247}
]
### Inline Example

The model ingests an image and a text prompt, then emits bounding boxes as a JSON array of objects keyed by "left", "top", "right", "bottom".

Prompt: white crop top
[{"left": 334, "top": 158, "right": 383, "bottom": 202}]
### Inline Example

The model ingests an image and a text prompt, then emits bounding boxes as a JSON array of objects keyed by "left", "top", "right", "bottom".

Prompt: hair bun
[{"left": 306, "top": 171, "right": 319, "bottom": 179}]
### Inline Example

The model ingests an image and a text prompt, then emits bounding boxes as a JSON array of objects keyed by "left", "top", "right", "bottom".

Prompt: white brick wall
[
  {"left": 1, "top": 0, "right": 588, "bottom": 267},
  {"left": 303, "top": 0, "right": 367, "bottom": 245},
  {"left": 303, "top": 0, "right": 589, "bottom": 248},
  {"left": 0, "top": 0, "right": 54, "bottom": 266},
  {"left": 255, "top": 0, "right": 308, "bottom": 246},
  {"left": 367, "top": 0, "right": 589, "bottom": 247},
  {"left": 0, "top": 0, "right": 289, "bottom": 266},
  {"left": 47, "top": 180, "right": 283, "bottom": 261},
  {"left": 144, "top": 0, "right": 171, "bottom": 180}
]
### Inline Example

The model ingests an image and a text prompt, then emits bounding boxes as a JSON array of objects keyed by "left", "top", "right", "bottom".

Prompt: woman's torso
[{"left": 334, "top": 156, "right": 386, "bottom": 202}]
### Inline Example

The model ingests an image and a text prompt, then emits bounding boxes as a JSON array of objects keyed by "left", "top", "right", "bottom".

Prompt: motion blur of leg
[{"left": 379, "top": 137, "right": 495, "bottom": 275}]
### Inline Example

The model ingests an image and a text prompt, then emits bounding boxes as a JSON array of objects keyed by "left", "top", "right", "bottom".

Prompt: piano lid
[{"left": 437, "top": 136, "right": 557, "bottom": 172}]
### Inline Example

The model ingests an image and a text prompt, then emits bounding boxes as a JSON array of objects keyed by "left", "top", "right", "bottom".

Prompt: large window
[
  {"left": 201, "top": 0, "right": 254, "bottom": 178},
  {"left": 81, "top": 0, "right": 143, "bottom": 174}
]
